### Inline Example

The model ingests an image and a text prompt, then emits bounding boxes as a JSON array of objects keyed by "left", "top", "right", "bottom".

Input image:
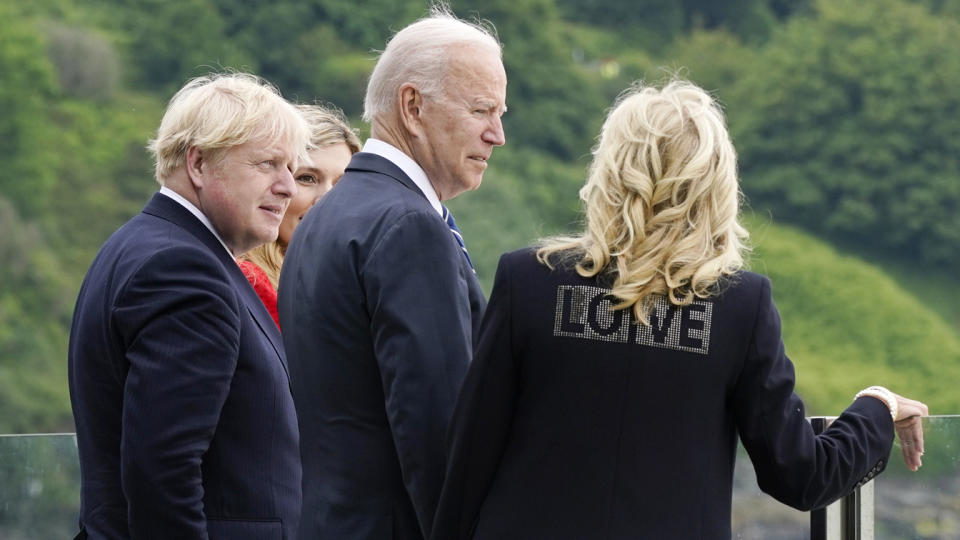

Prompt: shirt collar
[
  {"left": 362, "top": 138, "right": 443, "bottom": 216},
  {"left": 158, "top": 186, "right": 234, "bottom": 257}
]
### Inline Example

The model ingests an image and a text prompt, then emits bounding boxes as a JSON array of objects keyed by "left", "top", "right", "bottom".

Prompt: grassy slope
[{"left": 745, "top": 214, "right": 960, "bottom": 415}]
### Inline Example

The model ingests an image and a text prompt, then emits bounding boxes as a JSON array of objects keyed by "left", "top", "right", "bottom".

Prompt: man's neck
[
  {"left": 158, "top": 183, "right": 235, "bottom": 257},
  {"left": 370, "top": 119, "right": 415, "bottom": 159}
]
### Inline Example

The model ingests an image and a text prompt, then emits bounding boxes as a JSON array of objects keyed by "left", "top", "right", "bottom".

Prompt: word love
[{"left": 553, "top": 285, "right": 713, "bottom": 355}]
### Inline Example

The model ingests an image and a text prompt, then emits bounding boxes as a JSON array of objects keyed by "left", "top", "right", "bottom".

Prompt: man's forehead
[
  {"left": 230, "top": 137, "right": 297, "bottom": 159},
  {"left": 444, "top": 55, "right": 506, "bottom": 98}
]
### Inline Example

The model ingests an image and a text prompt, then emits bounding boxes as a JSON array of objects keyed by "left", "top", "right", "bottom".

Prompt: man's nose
[
  {"left": 276, "top": 168, "right": 296, "bottom": 198},
  {"left": 483, "top": 115, "right": 506, "bottom": 146}
]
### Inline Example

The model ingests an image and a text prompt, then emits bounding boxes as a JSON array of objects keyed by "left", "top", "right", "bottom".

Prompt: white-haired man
[
  {"left": 69, "top": 72, "right": 308, "bottom": 539},
  {"left": 279, "top": 6, "right": 507, "bottom": 540}
]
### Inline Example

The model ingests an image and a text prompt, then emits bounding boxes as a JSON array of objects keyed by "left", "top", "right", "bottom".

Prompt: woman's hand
[{"left": 892, "top": 393, "right": 929, "bottom": 472}]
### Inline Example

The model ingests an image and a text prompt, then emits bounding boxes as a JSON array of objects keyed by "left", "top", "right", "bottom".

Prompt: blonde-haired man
[{"left": 69, "top": 72, "right": 309, "bottom": 539}]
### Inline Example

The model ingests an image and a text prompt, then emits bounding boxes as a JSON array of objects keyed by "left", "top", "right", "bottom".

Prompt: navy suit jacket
[
  {"left": 279, "top": 152, "right": 486, "bottom": 540},
  {"left": 69, "top": 193, "right": 302, "bottom": 540},
  {"left": 431, "top": 248, "right": 895, "bottom": 540}
]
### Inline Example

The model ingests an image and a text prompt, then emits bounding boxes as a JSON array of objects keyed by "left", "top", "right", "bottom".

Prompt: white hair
[{"left": 362, "top": 4, "right": 502, "bottom": 123}]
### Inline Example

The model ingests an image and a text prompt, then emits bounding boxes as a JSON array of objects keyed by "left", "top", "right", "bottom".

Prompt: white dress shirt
[
  {"left": 361, "top": 138, "right": 443, "bottom": 217},
  {"left": 159, "top": 186, "right": 234, "bottom": 257}
]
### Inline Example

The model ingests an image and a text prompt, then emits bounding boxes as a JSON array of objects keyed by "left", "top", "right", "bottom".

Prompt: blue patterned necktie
[{"left": 442, "top": 205, "right": 474, "bottom": 270}]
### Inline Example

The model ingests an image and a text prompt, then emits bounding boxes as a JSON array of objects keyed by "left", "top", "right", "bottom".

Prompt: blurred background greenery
[{"left": 0, "top": 0, "right": 957, "bottom": 433}]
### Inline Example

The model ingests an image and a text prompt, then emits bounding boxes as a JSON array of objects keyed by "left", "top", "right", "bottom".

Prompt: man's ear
[
  {"left": 398, "top": 83, "right": 424, "bottom": 137},
  {"left": 185, "top": 146, "right": 207, "bottom": 189}
]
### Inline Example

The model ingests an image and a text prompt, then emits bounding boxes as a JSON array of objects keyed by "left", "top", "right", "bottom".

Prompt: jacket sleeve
[
  {"left": 431, "top": 253, "right": 519, "bottom": 540},
  {"left": 115, "top": 245, "right": 241, "bottom": 539},
  {"left": 361, "top": 210, "right": 479, "bottom": 538},
  {"left": 734, "top": 276, "right": 895, "bottom": 511}
]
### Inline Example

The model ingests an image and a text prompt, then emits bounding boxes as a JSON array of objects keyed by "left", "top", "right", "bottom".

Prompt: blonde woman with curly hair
[
  {"left": 238, "top": 104, "right": 360, "bottom": 328},
  {"left": 431, "top": 80, "right": 927, "bottom": 540}
]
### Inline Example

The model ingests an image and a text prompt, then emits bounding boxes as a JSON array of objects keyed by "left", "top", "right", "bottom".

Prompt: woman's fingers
[{"left": 895, "top": 415, "right": 924, "bottom": 471}]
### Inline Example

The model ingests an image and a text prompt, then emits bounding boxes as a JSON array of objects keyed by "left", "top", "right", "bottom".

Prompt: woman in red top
[{"left": 239, "top": 104, "right": 361, "bottom": 328}]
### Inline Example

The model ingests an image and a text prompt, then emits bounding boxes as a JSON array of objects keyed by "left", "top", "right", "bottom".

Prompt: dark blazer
[
  {"left": 431, "top": 248, "right": 895, "bottom": 540},
  {"left": 68, "top": 193, "right": 301, "bottom": 540},
  {"left": 279, "top": 152, "right": 486, "bottom": 540}
]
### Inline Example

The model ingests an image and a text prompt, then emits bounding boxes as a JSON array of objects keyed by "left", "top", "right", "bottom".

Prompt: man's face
[
  {"left": 415, "top": 45, "right": 507, "bottom": 201},
  {"left": 198, "top": 137, "right": 298, "bottom": 255}
]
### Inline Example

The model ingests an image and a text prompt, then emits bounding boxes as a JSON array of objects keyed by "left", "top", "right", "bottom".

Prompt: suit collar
[
  {"left": 360, "top": 139, "right": 443, "bottom": 216},
  {"left": 158, "top": 186, "right": 233, "bottom": 256},
  {"left": 346, "top": 152, "right": 445, "bottom": 212},
  {"left": 141, "top": 193, "right": 291, "bottom": 382}
]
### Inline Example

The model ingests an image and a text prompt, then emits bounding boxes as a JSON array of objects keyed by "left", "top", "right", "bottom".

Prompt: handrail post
[{"left": 809, "top": 416, "right": 873, "bottom": 540}]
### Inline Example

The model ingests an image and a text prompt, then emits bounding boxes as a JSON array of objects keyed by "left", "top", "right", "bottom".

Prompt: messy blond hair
[
  {"left": 240, "top": 104, "right": 360, "bottom": 289},
  {"left": 537, "top": 80, "right": 749, "bottom": 324},
  {"left": 148, "top": 72, "right": 309, "bottom": 184}
]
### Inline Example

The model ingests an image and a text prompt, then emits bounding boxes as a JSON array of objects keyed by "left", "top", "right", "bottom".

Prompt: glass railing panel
[
  {"left": 875, "top": 415, "right": 960, "bottom": 539},
  {"left": 732, "top": 446, "right": 810, "bottom": 539},
  {"left": 0, "top": 433, "right": 80, "bottom": 539},
  {"left": 2, "top": 418, "right": 957, "bottom": 539}
]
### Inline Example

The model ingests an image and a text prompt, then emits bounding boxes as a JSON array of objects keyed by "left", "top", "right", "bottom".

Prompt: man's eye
[{"left": 297, "top": 174, "right": 318, "bottom": 184}]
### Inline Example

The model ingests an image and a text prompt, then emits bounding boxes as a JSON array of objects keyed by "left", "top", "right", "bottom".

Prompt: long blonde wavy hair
[
  {"left": 239, "top": 104, "right": 361, "bottom": 289},
  {"left": 537, "top": 80, "right": 749, "bottom": 324}
]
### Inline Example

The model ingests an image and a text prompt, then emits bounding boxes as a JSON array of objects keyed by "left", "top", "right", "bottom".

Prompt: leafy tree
[
  {"left": 683, "top": 0, "right": 776, "bottom": 43},
  {"left": 659, "top": 28, "right": 756, "bottom": 99},
  {"left": 454, "top": 0, "right": 607, "bottom": 160},
  {"left": 309, "top": 0, "right": 426, "bottom": 51},
  {"left": 554, "top": 0, "right": 684, "bottom": 49},
  {"left": 290, "top": 24, "right": 374, "bottom": 116},
  {"left": 0, "top": 199, "right": 73, "bottom": 433},
  {"left": 46, "top": 23, "right": 121, "bottom": 101},
  {"left": 556, "top": 0, "right": 787, "bottom": 44},
  {"left": 259, "top": 21, "right": 374, "bottom": 112},
  {"left": 112, "top": 0, "right": 253, "bottom": 90},
  {"left": 0, "top": 3, "right": 59, "bottom": 217},
  {"left": 909, "top": 0, "right": 960, "bottom": 18},
  {"left": 731, "top": 0, "right": 960, "bottom": 266},
  {"left": 210, "top": 0, "right": 421, "bottom": 101},
  {"left": 41, "top": 95, "right": 161, "bottom": 279}
]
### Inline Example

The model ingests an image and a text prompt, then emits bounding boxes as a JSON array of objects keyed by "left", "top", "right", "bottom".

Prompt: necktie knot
[{"left": 442, "top": 206, "right": 474, "bottom": 270}]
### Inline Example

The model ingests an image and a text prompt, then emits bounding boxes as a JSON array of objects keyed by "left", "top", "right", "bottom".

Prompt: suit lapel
[{"left": 142, "top": 193, "right": 292, "bottom": 382}]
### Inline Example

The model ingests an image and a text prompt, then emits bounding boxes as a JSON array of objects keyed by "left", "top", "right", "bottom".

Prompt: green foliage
[
  {"left": 745, "top": 215, "right": 960, "bottom": 415},
  {"left": 42, "top": 94, "right": 161, "bottom": 280},
  {"left": 0, "top": 3, "right": 59, "bottom": 217},
  {"left": 308, "top": 0, "right": 425, "bottom": 51},
  {"left": 660, "top": 29, "right": 756, "bottom": 97},
  {"left": 0, "top": 199, "right": 73, "bottom": 433},
  {"left": 731, "top": 0, "right": 960, "bottom": 267},
  {"left": 909, "top": 0, "right": 960, "bottom": 18},
  {"left": 555, "top": 0, "right": 684, "bottom": 48},
  {"left": 46, "top": 23, "right": 120, "bottom": 101},
  {"left": 454, "top": 0, "right": 607, "bottom": 160},
  {"left": 556, "top": 0, "right": 787, "bottom": 45},
  {"left": 208, "top": 0, "right": 421, "bottom": 101},
  {"left": 111, "top": 0, "right": 254, "bottom": 90},
  {"left": 283, "top": 25, "right": 375, "bottom": 113}
]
